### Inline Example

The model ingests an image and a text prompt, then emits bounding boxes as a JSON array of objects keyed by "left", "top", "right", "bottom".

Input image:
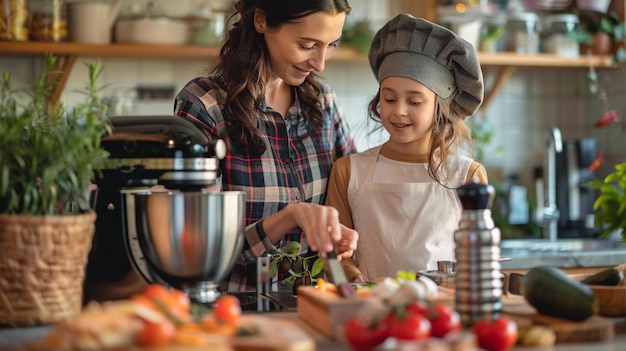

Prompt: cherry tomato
[
  {"left": 130, "top": 293, "right": 159, "bottom": 312},
  {"left": 157, "top": 289, "right": 191, "bottom": 321},
  {"left": 167, "top": 289, "right": 191, "bottom": 313},
  {"left": 139, "top": 285, "right": 192, "bottom": 323},
  {"left": 405, "top": 301, "right": 430, "bottom": 318},
  {"left": 212, "top": 294, "right": 242, "bottom": 325},
  {"left": 344, "top": 317, "right": 389, "bottom": 351},
  {"left": 474, "top": 315, "right": 518, "bottom": 351},
  {"left": 386, "top": 312, "right": 431, "bottom": 341},
  {"left": 136, "top": 320, "right": 176, "bottom": 347},
  {"left": 142, "top": 284, "right": 170, "bottom": 300},
  {"left": 428, "top": 303, "right": 461, "bottom": 338}
]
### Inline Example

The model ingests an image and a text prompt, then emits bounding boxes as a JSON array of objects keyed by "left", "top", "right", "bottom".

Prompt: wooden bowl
[
  {"left": 569, "top": 272, "right": 626, "bottom": 317},
  {"left": 588, "top": 285, "right": 626, "bottom": 316}
]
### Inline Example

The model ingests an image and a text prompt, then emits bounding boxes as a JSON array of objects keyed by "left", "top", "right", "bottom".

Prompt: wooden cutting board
[
  {"left": 501, "top": 294, "right": 615, "bottom": 343},
  {"left": 24, "top": 314, "right": 316, "bottom": 351},
  {"left": 231, "top": 315, "right": 315, "bottom": 351},
  {"left": 119, "top": 315, "right": 315, "bottom": 351}
]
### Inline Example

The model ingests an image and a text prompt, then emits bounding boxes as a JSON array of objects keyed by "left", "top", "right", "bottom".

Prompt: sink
[{"left": 500, "top": 238, "right": 619, "bottom": 255}]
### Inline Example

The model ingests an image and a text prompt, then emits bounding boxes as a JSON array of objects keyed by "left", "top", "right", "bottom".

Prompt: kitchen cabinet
[{"left": 0, "top": 41, "right": 616, "bottom": 108}]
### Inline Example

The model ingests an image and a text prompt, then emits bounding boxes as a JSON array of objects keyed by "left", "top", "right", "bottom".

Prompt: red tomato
[
  {"left": 136, "top": 320, "right": 176, "bottom": 347},
  {"left": 140, "top": 285, "right": 192, "bottom": 323},
  {"left": 386, "top": 312, "right": 431, "bottom": 341},
  {"left": 344, "top": 317, "right": 389, "bottom": 351},
  {"left": 130, "top": 293, "right": 159, "bottom": 312},
  {"left": 473, "top": 316, "right": 518, "bottom": 351},
  {"left": 142, "top": 284, "right": 170, "bottom": 300},
  {"left": 405, "top": 301, "right": 430, "bottom": 318},
  {"left": 168, "top": 289, "right": 191, "bottom": 313},
  {"left": 157, "top": 288, "right": 191, "bottom": 320},
  {"left": 212, "top": 294, "right": 242, "bottom": 325},
  {"left": 428, "top": 303, "right": 461, "bottom": 338}
]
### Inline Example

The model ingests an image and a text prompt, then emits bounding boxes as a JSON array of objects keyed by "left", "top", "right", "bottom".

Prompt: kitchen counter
[
  {"left": 499, "top": 239, "right": 626, "bottom": 270},
  {"left": 500, "top": 247, "right": 626, "bottom": 270},
  {"left": 1, "top": 312, "right": 625, "bottom": 351}
]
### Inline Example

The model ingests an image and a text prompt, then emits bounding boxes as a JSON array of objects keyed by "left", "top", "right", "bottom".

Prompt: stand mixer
[{"left": 87, "top": 115, "right": 246, "bottom": 304}]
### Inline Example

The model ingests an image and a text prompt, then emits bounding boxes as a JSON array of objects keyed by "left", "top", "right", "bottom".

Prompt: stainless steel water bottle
[{"left": 454, "top": 180, "right": 503, "bottom": 328}]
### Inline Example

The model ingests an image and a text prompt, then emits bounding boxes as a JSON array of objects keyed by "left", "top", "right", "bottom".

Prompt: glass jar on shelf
[
  {"left": 189, "top": 0, "right": 226, "bottom": 46},
  {"left": 505, "top": 12, "right": 540, "bottom": 54},
  {"left": 29, "top": 0, "right": 67, "bottom": 41},
  {"left": 541, "top": 14, "right": 580, "bottom": 58},
  {"left": 480, "top": 14, "right": 506, "bottom": 53},
  {"left": 1, "top": 0, "right": 29, "bottom": 41}
]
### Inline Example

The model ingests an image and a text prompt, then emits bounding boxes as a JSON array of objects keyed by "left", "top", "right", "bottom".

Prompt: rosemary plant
[{"left": 0, "top": 56, "right": 111, "bottom": 215}]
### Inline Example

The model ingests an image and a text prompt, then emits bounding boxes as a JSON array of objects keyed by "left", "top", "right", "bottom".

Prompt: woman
[
  {"left": 325, "top": 14, "right": 488, "bottom": 283},
  {"left": 174, "top": 0, "right": 358, "bottom": 294}
]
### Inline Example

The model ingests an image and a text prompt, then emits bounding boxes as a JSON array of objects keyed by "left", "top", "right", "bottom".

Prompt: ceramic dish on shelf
[
  {"left": 522, "top": 0, "right": 573, "bottom": 11},
  {"left": 115, "top": 16, "right": 188, "bottom": 45}
]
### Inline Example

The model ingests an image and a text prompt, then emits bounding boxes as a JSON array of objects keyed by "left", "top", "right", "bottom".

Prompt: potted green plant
[
  {"left": 589, "top": 162, "right": 626, "bottom": 241},
  {"left": 270, "top": 241, "right": 324, "bottom": 294},
  {"left": 576, "top": 9, "right": 626, "bottom": 62},
  {"left": 576, "top": 11, "right": 626, "bottom": 129},
  {"left": 341, "top": 19, "right": 374, "bottom": 55},
  {"left": 575, "top": 13, "right": 614, "bottom": 55},
  {"left": 0, "top": 56, "right": 111, "bottom": 326}
]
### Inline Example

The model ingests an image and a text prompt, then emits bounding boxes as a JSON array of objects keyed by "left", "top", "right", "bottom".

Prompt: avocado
[
  {"left": 580, "top": 268, "right": 624, "bottom": 286},
  {"left": 522, "top": 266, "right": 596, "bottom": 321}
]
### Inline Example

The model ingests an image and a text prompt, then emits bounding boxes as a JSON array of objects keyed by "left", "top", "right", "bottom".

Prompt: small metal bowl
[{"left": 437, "top": 260, "right": 457, "bottom": 274}]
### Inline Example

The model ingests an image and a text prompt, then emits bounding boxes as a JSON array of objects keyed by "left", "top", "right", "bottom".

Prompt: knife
[
  {"left": 508, "top": 272, "right": 525, "bottom": 295},
  {"left": 326, "top": 251, "right": 356, "bottom": 297}
]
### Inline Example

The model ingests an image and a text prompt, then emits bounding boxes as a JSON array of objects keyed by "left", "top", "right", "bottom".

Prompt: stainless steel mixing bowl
[{"left": 133, "top": 190, "right": 246, "bottom": 303}]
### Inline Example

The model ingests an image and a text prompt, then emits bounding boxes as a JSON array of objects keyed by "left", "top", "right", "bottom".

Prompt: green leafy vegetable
[{"left": 589, "top": 162, "right": 626, "bottom": 240}]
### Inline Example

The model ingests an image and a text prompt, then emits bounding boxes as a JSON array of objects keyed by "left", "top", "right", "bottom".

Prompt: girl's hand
[
  {"left": 335, "top": 224, "right": 358, "bottom": 259},
  {"left": 350, "top": 275, "right": 367, "bottom": 284}
]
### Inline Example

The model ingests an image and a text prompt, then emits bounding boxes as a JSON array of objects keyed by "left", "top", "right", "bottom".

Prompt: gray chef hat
[{"left": 368, "top": 14, "right": 484, "bottom": 118}]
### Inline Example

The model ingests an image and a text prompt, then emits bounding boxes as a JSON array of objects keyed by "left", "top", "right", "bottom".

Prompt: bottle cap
[{"left": 457, "top": 178, "right": 495, "bottom": 210}]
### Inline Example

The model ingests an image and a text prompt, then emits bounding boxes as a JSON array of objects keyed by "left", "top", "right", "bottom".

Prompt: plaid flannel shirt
[{"left": 174, "top": 76, "right": 356, "bottom": 292}]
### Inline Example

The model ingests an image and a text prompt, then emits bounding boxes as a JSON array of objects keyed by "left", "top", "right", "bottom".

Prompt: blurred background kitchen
[{"left": 2, "top": 0, "right": 626, "bottom": 241}]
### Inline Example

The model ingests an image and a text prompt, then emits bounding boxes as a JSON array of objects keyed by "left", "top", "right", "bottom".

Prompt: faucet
[{"left": 542, "top": 127, "right": 562, "bottom": 242}]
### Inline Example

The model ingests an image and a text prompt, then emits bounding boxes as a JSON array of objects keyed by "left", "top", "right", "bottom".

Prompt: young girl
[
  {"left": 325, "top": 14, "right": 488, "bottom": 283},
  {"left": 174, "top": 0, "right": 359, "bottom": 295}
]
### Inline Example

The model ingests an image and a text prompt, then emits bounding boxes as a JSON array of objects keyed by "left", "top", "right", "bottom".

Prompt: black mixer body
[{"left": 86, "top": 115, "right": 225, "bottom": 299}]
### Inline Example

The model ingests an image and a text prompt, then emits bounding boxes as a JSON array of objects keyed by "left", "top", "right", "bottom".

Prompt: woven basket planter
[{"left": 0, "top": 212, "right": 96, "bottom": 326}]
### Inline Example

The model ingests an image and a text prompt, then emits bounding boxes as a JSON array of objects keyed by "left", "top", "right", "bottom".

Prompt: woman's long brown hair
[{"left": 211, "top": 0, "right": 351, "bottom": 156}]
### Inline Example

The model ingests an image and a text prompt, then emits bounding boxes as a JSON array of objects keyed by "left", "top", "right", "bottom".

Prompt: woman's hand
[
  {"left": 262, "top": 202, "right": 359, "bottom": 258},
  {"left": 290, "top": 203, "right": 358, "bottom": 257}
]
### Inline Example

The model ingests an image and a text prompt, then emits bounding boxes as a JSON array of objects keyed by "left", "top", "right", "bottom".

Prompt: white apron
[{"left": 348, "top": 146, "right": 472, "bottom": 280}]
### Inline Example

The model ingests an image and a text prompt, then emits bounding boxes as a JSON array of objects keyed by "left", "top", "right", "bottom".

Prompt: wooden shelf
[
  {"left": 476, "top": 52, "right": 613, "bottom": 68},
  {"left": 0, "top": 41, "right": 366, "bottom": 61},
  {"left": 0, "top": 42, "right": 616, "bottom": 109},
  {"left": 0, "top": 42, "right": 614, "bottom": 66},
  {"left": 475, "top": 53, "right": 613, "bottom": 111}
]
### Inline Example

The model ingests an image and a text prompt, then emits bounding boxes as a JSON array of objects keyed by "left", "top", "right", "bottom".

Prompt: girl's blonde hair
[{"left": 367, "top": 92, "right": 474, "bottom": 186}]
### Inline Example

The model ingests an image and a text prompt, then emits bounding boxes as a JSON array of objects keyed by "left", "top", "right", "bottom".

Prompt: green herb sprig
[{"left": 269, "top": 241, "right": 324, "bottom": 287}]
